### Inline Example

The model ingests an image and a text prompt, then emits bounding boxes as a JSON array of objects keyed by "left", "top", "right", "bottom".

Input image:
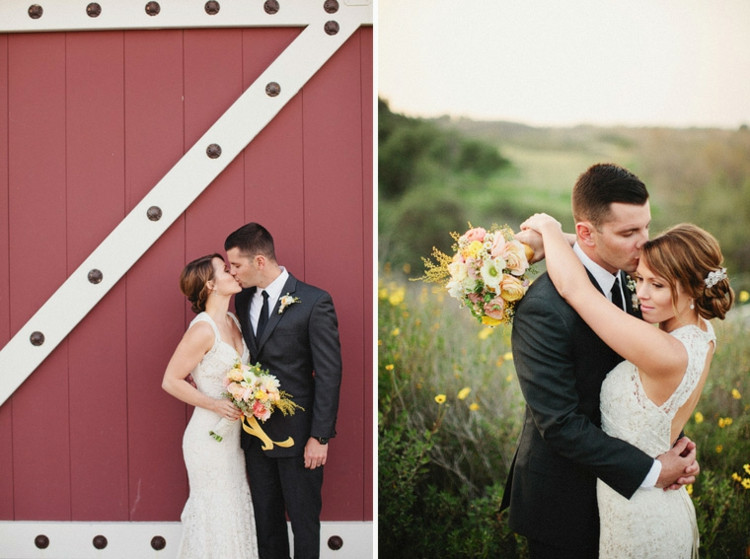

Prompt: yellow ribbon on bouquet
[{"left": 242, "top": 415, "right": 295, "bottom": 451}]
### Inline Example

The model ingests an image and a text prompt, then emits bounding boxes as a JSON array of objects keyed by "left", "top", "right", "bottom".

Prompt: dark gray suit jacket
[
  {"left": 235, "top": 273, "right": 342, "bottom": 458},
  {"left": 500, "top": 270, "right": 653, "bottom": 550}
]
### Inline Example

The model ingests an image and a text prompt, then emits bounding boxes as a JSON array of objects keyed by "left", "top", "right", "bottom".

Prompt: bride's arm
[
  {"left": 521, "top": 214, "right": 687, "bottom": 379},
  {"left": 162, "top": 321, "right": 242, "bottom": 419}
]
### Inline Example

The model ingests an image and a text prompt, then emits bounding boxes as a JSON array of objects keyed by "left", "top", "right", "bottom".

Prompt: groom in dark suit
[
  {"left": 225, "top": 222, "right": 342, "bottom": 559},
  {"left": 500, "top": 164, "right": 698, "bottom": 558}
]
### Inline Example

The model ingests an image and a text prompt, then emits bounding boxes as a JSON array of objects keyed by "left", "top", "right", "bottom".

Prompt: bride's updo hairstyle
[
  {"left": 179, "top": 253, "right": 223, "bottom": 314},
  {"left": 640, "top": 224, "right": 734, "bottom": 320}
]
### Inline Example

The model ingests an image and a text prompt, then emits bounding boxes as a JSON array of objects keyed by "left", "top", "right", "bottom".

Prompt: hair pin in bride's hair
[{"left": 704, "top": 267, "right": 727, "bottom": 288}]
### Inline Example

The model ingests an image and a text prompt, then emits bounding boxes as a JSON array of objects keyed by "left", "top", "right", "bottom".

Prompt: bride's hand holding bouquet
[{"left": 210, "top": 359, "right": 303, "bottom": 442}]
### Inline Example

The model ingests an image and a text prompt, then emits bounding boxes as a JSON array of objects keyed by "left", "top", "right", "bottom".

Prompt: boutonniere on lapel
[
  {"left": 625, "top": 275, "right": 640, "bottom": 310},
  {"left": 278, "top": 293, "right": 301, "bottom": 315}
]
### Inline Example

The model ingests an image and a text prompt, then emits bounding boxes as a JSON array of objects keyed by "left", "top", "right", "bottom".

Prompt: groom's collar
[{"left": 573, "top": 243, "right": 618, "bottom": 295}]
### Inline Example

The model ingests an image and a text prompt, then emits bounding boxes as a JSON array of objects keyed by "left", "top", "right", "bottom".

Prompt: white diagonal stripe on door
[{"left": 0, "top": 7, "right": 371, "bottom": 406}]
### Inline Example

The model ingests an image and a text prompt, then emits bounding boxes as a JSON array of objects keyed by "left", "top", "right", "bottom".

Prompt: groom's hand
[
  {"left": 304, "top": 438, "right": 328, "bottom": 469},
  {"left": 655, "top": 437, "right": 700, "bottom": 490}
]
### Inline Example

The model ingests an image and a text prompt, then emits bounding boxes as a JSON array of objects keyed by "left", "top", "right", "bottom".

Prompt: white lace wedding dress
[
  {"left": 597, "top": 320, "right": 715, "bottom": 559},
  {"left": 176, "top": 312, "right": 259, "bottom": 559}
]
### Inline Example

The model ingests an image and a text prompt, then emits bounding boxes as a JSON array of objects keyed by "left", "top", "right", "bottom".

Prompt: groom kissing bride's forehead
[
  {"left": 570, "top": 163, "right": 651, "bottom": 275},
  {"left": 501, "top": 162, "right": 720, "bottom": 559}
]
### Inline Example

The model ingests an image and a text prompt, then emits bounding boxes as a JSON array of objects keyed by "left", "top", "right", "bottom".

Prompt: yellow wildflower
[
  {"left": 503, "top": 352, "right": 513, "bottom": 361},
  {"left": 742, "top": 479, "right": 750, "bottom": 490},
  {"left": 434, "top": 394, "right": 446, "bottom": 405},
  {"left": 718, "top": 417, "right": 733, "bottom": 428},
  {"left": 478, "top": 327, "right": 493, "bottom": 341},
  {"left": 391, "top": 327, "right": 400, "bottom": 337},
  {"left": 739, "top": 290, "right": 749, "bottom": 303},
  {"left": 693, "top": 412, "right": 704, "bottom": 424},
  {"left": 731, "top": 388, "right": 741, "bottom": 400},
  {"left": 716, "top": 445, "right": 723, "bottom": 453},
  {"left": 385, "top": 364, "right": 394, "bottom": 371},
  {"left": 732, "top": 472, "right": 742, "bottom": 482},
  {"left": 388, "top": 287, "right": 405, "bottom": 306},
  {"left": 457, "top": 387, "right": 471, "bottom": 400},
  {"left": 469, "top": 403, "right": 480, "bottom": 411},
  {"left": 744, "top": 464, "right": 750, "bottom": 476}
]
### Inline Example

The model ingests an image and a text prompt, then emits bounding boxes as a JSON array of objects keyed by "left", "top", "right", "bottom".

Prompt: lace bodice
[
  {"left": 189, "top": 312, "right": 249, "bottom": 399},
  {"left": 600, "top": 320, "right": 715, "bottom": 456},
  {"left": 597, "top": 319, "right": 714, "bottom": 559}
]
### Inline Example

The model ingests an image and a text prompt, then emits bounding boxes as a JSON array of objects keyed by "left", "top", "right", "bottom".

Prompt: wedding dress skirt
[
  {"left": 597, "top": 321, "right": 714, "bottom": 559},
  {"left": 177, "top": 313, "right": 259, "bottom": 559}
]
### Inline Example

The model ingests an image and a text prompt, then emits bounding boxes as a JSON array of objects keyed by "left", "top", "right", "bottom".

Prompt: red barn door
[{"left": 0, "top": 3, "right": 372, "bottom": 557}]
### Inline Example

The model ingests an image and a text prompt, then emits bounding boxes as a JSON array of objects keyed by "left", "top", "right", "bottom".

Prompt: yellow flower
[
  {"left": 481, "top": 315, "right": 502, "bottom": 327},
  {"left": 503, "top": 352, "right": 513, "bottom": 361},
  {"left": 469, "top": 403, "right": 480, "bottom": 411},
  {"left": 716, "top": 445, "right": 723, "bottom": 453},
  {"left": 718, "top": 417, "right": 733, "bottom": 428},
  {"left": 744, "top": 464, "right": 750, "bottom": 476},
  {"left": 731, "top": 388, "right": 741, "bottom": 400},
  {"left": 385, "top": 364, "right": 394, "bottom": 371},
  {"left": 685, "top": 484, "right": 693, "bottom": 496},
  {"left": 732, "top": 472, "right": 743, "bottom": 482},
  {"left": 434, "top": 394, "right": 446, "bottom": 404},
  {"left": 739, "top": 290, "right": 749, "bottom": 303},
  {"left": 391, "top": 327, "right": 400, "bottom": 337},
  {"left": 402, "top": 263, "right": 411, "bottom": 275},
  {"left": 462, "top": 240, "right": 484, "bottom": 259},
  {"left": 506, "top": 373, "right": 513, "bottom": 383},
  {"left": 457, "top": 387, "right": 471, "bottom": 400},
  {"left": 693, "top": 412, "right": 704, "bottom": 424},
  {"left": 478, "top": 327, "right": 493, "bottom": 340},
  {"left": 388, "top": 287, "right": 405, "bottom": 306},
  {"left": 742, "top": 479, "right": 750, "bottom": 490}
]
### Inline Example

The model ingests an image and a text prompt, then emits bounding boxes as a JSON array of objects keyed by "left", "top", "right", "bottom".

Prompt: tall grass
[{"left": 378, "top": 268, "right": 750, "bottom": 558}]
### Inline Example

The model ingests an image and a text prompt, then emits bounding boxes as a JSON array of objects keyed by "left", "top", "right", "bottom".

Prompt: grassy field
[{"left": 378, "top": 272, "right": 750, "bottom": 558}]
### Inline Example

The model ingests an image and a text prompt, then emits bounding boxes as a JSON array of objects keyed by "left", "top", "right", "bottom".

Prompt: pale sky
[{"left": 378, "top": 0, "right": 750, "bottom": 128}]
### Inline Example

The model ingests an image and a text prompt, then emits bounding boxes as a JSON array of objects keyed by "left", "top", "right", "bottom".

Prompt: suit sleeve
[
  {"left": 512, "top": 291, "right": 653, "bottom": 499},
  {"left": 308, "top": 291, "right": 342, "bottom": 439}
]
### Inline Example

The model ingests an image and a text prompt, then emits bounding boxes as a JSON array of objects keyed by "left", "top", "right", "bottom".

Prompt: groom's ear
[{"left": 576, "top": 221, "right": 596, "bottom": 247}]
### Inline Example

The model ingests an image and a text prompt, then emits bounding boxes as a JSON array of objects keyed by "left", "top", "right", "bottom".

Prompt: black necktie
[
  {"left": 256, "top": 290, "right": 269, "bottom": 341},
  {"left": 610, "top": 275, "right": 624, "bottom": 311}
]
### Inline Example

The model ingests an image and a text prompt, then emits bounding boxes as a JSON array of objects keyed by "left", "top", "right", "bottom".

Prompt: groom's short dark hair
[
  {"left": 572, "top": 163, "right": 649, "bottom": 227},
  {"left": 224, "top": 222, "right": 277, "bottom": 261}
]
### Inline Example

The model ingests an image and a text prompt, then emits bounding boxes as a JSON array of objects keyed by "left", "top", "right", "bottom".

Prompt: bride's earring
[{"left": 689, "top": 300, "right": 694, "bottom": 310}]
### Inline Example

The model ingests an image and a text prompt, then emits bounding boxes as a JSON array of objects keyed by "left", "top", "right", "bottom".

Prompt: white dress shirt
[{"left": 250, "top": 267, "right": 289, "bottom": 335}]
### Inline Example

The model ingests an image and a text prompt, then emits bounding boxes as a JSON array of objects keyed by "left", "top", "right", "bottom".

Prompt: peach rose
[
  {"left": 493, "top": 239, "right": 529, "bottom": 276},
  {"left": 253, "top": 400, "right": 271, "bottom": 422},
  {"left": 483, "top": 295, "right": 506, "bottom": 320},
  {"left": 500, "top": 274, "right": 528, "bottom": 302}
]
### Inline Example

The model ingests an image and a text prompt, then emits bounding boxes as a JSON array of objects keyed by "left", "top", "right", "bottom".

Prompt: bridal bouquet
[
  {"left": 416, "top": 224, "right": 534, "bottom": 326},
  {"left": 210, "top": 360, "right": 303, "bottom": 442}
]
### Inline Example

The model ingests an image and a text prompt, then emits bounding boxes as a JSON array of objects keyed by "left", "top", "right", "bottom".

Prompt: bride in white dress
[
  {"left": 162, "top": 253, "right": 259, "bottom": 559},
  {"left": 521, "top": 216, "right": 734, "bottom": 559}
]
